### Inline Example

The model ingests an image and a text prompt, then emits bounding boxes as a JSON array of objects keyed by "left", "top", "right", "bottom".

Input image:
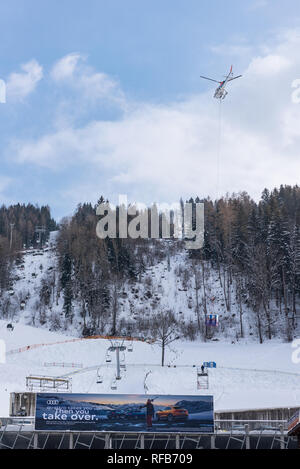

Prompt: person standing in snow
[
  {"left": 140, "top": 399, "right": 155, "bottom": 429},
  {"left": 201, "top": 365, "right": 205, "bottom": 374}
]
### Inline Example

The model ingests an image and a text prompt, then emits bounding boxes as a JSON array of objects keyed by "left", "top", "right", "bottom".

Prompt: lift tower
[
  {"left": 108, "top": 339, "right": 127, "bottom": 380},
  {"left": 35, "top": 226, "right": 46, "bottom": 248}
]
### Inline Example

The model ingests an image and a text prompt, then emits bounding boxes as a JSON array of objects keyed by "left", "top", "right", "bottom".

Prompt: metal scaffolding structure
[
  {"left": 197, "top": 369, "right": 209, "bottom": 390},
  {"left": 0, "top": 418, "right": 298, "bottom": 449},
  {"left": 26, "top": 375, "right": 71, "bottom": 392}
]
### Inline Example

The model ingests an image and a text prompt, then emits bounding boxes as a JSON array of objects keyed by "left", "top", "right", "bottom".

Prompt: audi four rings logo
[{"left": 47, "top": 399, "right": 59, "bottom": 405}]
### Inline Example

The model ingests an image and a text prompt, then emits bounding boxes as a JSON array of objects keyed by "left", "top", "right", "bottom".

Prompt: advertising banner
[{"left": 35, "top": 393, "right": 214, "bottom": 433}]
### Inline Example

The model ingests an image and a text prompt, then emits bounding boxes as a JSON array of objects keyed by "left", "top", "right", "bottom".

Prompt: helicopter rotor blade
[
  {"left": 227, "top": 75, "right": 242, "bottom": 82},
  {"left": 200, "top": 76, "right": 221, "bottom": 84}
]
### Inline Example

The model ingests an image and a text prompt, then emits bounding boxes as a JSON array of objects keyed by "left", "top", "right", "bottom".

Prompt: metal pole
[
  {"left": 116, "top": 347, "right": 121, "bottom": 380},
  {"left": 279, "top": 424, "right": 285, "bottom": 450},
  {"left": 105, "top": 433, "right": 111, "bottom": 449},
  {"left": 245, "top": 424, "right": 250, "bottom": 449},
  {"left": 69, "top": 433, "right": 73, "bottom": 449},
  {"left": 33, "top": 432, "right": 38, "bottom": 449}
]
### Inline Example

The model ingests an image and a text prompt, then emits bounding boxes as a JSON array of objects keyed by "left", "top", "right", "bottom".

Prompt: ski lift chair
[
  {"left": 111, "top": 380, "right": 117, "bottom": 390},
  {"left": 105, "top": 352, "right": 112, "bottom": 363},
  {"left": 128, "top": 341, "right": 133, "bottom": 352},
  {"left": 120, "top": 352, "right": 126, "bottom": 370},
  {"left": 97, "top": 370, "right": 103, "bottom": 384}
]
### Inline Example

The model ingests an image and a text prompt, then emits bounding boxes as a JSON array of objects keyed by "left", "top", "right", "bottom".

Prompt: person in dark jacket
[{"left": 140, "top": 399, "right": 155, "bottom": 429}]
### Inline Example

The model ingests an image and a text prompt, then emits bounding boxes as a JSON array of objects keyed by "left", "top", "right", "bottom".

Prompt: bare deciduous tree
[{"left": 151, "top": 310, "right": 180, "bottom": 366}]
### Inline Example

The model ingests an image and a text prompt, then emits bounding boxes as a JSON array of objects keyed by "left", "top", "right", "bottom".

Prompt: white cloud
[
  {"left": 51, "top": 53, "right": 125, "bottom": 107},
  {"left": 247, "top": 54, "right": 291, "bottom": 76},
  {"left": 9, "top": 30, "right": 300, "bottom": 206},
  {"left": 51, "top": 53, "right": 82, "bottom": 81},
  {"left": 6, "top": 60, "right": 43, "bottom": 100}
]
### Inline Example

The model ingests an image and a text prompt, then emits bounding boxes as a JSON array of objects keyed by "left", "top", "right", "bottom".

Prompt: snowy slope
[
  {"left": 6, "top": 234, "right": 299, "bottom": 343},
  {"left": 6, "top": 244, "right": 58, "bottom": 326},
  {"left": 0, "top": 234, "right": 299, "bottom": 417},
  {"left": 0, "top": 320, "right": 299, "bottom": 417}
]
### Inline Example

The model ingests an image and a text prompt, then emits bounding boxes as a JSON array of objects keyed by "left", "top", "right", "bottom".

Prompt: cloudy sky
[{"left": 0, "top": 0, "right": 300, "bottom": 219}]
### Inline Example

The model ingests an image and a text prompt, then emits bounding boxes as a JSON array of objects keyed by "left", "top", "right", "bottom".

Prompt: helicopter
[{"left": 200, "top": 65, "right": 242, "bottom": 100}]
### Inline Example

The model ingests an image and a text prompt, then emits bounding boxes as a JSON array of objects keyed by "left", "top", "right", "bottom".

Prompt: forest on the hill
[
  {"left": 0, "top": 185, "right": 299, "bottom": 343},
  {"left": 0, "top": 203, "right": 57, "bottom": 293},
  {"left": 198, "top": 185, "right": 300, "bottom": 342},
  {"left": 56, "top": 185, "right": 300, "bottom": 342}
]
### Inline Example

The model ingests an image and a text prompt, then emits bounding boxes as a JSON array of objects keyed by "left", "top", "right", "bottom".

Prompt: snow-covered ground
[
  {"left": 0, "top": 320, "right": 299, "bottom": 417},
  {"left": 0, "top": 235, "right": 299, "bottom": 418}
]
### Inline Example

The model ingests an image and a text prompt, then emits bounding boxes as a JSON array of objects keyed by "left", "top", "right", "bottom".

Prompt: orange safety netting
[{"left": 7, "top": 334, "right": 153, "bottom": 355}]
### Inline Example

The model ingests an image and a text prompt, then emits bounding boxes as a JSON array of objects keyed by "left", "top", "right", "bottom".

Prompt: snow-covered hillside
[
  {"left": 2, "top": 233, "right": 59, "bottom": 330},
  {"left": 0, "top": 234, "right": 299, "bottom": 418},
  {"left": 0, "top": 320, "right": 299, "bottom": 417},
  {"left": 5, "top": 235, "right": 294, "bottom": 342}
]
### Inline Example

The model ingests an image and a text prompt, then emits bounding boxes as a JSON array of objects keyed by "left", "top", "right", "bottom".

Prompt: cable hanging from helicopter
[{"left": 199, "top": 65, "right": 242, "bottom": 199}]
